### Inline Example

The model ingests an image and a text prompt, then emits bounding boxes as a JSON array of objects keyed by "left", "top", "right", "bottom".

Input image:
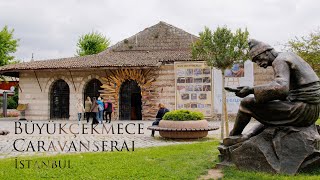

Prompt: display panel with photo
[
  {"left": 191, "top": 93, "right": 197, "bottom": 100},
  {"left": 199, "top": 93, "right": 207, "bottom": 100},
  {"left": 177, "top": 104, "right": 184, "bottom": 109},
  {"left": 191, "top": 104, "right": 197, "bottom": 108},
  {"left": 175, "top": 62, "right": 213, "bottom": 117},
  {"left": 186, "top": 69, "right": 193, "bottom": 76},
  {"left": 177, "top": 77, "right": 186, "bottom": 83},
  {"left": 186, "top": 77, "right": 193, "bottom": 83},
  {"left": 177, "top": 69, "right": 186, "bottom": 77},
  {"left": 198, "top": 104, "right": 205, "bottom": 108},
  {"left": 194, "top": 85, "right": 202, "bottom": 91},
  {"left": 181, "top": 93, "right": 190, "bottom": 100},
  {"left": 203, "top": 77, "right": 211, "bottom": 83},
  {"left": 194, "top": 68, "right": 202, "bottom": 76},
  {"left": 194, "top": 78, "right": 203, "bottom": 83},
  {"left": 224, "top": 63, "right": 244, "bottom": 77},
  {"left": 203, "top": 68, "right": 211, "bottom": 74},
  {"left": 203, "top": 85, "right": 211, "bottom": 91},
  {"left": 186, "top": 85, "right": 193, "bottom": 92}
]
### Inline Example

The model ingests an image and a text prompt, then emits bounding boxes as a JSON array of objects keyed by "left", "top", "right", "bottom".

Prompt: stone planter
[{"left": 158, "top": 120, "right": 209, "bottom": 139}]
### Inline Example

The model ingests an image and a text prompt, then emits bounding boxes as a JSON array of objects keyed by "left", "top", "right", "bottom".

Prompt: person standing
[
  {"left": 97, "top": 97, "right": 104, "bottom": 123},
  {"left": 76, "top": 98, "right": 85, "bottom": 124},
  {"left": 151, "top": 103, "right": 169, "bottom": 137},
  {"left": 84, "top": 96, "right": 92, "bottom": 123},
  {"left": 104, "top": 99, "right": 114, "bottom": 123}
]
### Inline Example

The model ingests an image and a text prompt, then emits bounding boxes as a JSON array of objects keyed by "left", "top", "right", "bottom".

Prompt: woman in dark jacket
[{"left": 151, "top": 103, "right": 169, "bottom": 137}]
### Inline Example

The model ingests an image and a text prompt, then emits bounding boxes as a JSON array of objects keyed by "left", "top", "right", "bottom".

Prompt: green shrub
[
  {"left": 162, "top": 109, "right": 204, "bottom": 121},
  {"left": 7, "top": 85, "right": 19, "bottom": 109},
  {"left": 7, "top": 97, "right": 17, "bottom": 109}
]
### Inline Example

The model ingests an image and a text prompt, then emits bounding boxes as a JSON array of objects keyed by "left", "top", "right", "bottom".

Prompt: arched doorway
[
  {"left": 84, "top": 79, "right": 103, "bottom": 101},
  {"left": 119, "top": 80, "right": 142, "bottom": 120},
  {"left": 50, "top": 79, "right": 70, "bottom": 119}
]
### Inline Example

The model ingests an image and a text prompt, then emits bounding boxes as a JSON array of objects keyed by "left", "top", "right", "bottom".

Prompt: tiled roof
[{"left": 0, "top": 21, "right": 199, "bottom": 74}]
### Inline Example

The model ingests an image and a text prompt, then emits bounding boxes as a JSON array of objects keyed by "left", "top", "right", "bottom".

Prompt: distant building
[{"left": 0, "top": 76, "right": 19, "bottom": 96}]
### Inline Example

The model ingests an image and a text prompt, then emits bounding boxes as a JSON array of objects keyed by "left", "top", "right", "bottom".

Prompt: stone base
[{"left": 218, "top": 125, "right": 320, "bottom": 175}]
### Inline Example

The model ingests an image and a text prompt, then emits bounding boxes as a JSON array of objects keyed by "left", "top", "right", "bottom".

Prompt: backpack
[
  {"left": 98, "top": 104, "right": 104, "bottom": 111},
  {"left": 105, "top": 102, "right": 113, "bottom": 113}
]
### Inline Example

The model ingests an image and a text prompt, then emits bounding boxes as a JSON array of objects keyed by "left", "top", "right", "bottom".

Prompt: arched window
[
  {"left": 119, "top": 80, "right": 142, "bottom": 120},
  {"left": 84, "top": 79, "right": 103, "bottom": 101},
  {"left": 50, "top": 79, "right": 70, "bottom": 119}
]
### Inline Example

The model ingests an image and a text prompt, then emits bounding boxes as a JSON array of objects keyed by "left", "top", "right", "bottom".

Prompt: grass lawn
[
  {"left": 316, "top": 118, "right": 320, "bottom": 125},
  {"left": 1, "top": 139, "right": 320, "bottom": 179},
  {"left": 223, "top": 166, "right": 320, "bottom": 180},
  {"left": 0, "top": 141, "right": 220, "bottom": 180}
]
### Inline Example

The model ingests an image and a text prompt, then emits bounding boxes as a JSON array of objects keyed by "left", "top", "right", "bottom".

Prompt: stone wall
[
  {"left": 18, "top": 65, "right": 176, "bottom": 121},
  {"left": 144, "top": 64, "right": 175, "bottom": 120},
  {"left": 19, "top": 70, "right": 106, "bottom": 120}
]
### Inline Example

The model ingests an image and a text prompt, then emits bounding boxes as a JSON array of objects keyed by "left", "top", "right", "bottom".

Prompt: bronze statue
[
  {"left": 219, "top": 39, "right": 320, "bottom": 174},
  {"left": 224, "top": 39, "right": 320, "bottom": 145}
]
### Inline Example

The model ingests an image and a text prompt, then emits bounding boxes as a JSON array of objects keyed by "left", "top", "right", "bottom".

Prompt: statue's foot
[
  {"left": 223, "top": 134, "right": 249, "bottom": 146},
  {"left": 0, "top": 130, "right": 9, "bottom": 135}
]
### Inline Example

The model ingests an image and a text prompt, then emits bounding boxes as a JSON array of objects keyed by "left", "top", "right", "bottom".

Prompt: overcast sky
[{"left": 0, "top": 0, "right": 319, "bottom": 61}]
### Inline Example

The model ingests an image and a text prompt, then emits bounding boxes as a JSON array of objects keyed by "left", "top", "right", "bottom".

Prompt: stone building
[{"left": 0, "top": 21, "right": 272, "bottom": 121}]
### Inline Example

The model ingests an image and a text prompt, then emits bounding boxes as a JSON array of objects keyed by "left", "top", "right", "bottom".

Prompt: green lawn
[
  {"left": 316, "top": 118, "right": 320, "bottom": 125},
  {"left": 223, "top": 166, "right": 320, "bottom": 180},
  {"left": 0, "top": 141, "right": 220, "bottom": 180},
  {"left": 1, "top": 139, "right": 320, "bottom": 179}
]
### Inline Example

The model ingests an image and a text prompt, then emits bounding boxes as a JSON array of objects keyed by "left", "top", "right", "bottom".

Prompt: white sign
[
  {"left": 213, "top": 60, "right": 254, "bottom": 114},
  {"left": 10, "top": 86, "right": 15, "bottom": 92}
]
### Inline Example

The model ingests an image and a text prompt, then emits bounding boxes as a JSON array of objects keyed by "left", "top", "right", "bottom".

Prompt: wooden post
[{"left": 221, "top": 71, "right": 225, "bottom": 139}]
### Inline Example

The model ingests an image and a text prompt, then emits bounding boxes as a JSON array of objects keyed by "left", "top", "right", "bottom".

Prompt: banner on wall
[
  {"left": 174, "top": 62, "right": 213, "bottom": 117},
  {"left": 213, "top": 60, "right": 254, "bottom": 114}
]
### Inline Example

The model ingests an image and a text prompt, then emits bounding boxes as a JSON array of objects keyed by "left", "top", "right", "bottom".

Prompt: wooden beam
[
  {"left": 33, "top": 70, "right": 42, "bottom": 92},
  {"left": 68, "top": 70, "right": 76, "bottom": 92}
]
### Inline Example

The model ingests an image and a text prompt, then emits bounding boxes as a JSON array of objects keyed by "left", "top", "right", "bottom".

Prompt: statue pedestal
[{"left": 218, "top": 125, "right": 320, "bottom": 175}]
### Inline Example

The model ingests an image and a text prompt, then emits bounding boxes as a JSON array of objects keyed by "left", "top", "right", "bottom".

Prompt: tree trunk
[{"left": 221, "top": 71, "right": 229, "bottom": 138}]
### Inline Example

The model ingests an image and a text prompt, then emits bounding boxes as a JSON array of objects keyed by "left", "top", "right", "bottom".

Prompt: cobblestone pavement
[{"left": 0, "top": 118, "right": 258, "bottom": 159}]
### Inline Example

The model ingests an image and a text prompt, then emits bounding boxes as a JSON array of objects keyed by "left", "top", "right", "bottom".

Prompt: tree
[
  {"left": 286, "top": 30, "right": 320, "bottom": 76},
  {"left": 0, "top": 26, "right": 19, "bottom": 66},
  {"left": 7, "top": 86, "right": 18, "bottom": 109},
  {"left": 192, "top": 26, "right": 249, "bottom": 139},
  {"left": 76, "top": 31, "right": 110, "bottom": 56}
]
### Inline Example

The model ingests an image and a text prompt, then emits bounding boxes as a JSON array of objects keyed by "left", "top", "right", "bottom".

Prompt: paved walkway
[{"left": 0, "top": 119, "right": 257, "bottom": 159}]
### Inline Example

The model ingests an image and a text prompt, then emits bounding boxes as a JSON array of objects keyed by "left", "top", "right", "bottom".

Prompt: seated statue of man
[{"left": 224, "top": 39, "right": 320, "bottom": 145}]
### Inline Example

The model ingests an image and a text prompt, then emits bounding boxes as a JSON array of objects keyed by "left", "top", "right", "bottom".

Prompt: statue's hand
[{"left": 235, "top": 86, "right": 253, "bottom": 98}]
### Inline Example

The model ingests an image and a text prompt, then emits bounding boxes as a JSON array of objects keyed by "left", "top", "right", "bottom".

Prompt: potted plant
[{"left": 158, "top": 110, "right": 211, "bottom": 139}]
